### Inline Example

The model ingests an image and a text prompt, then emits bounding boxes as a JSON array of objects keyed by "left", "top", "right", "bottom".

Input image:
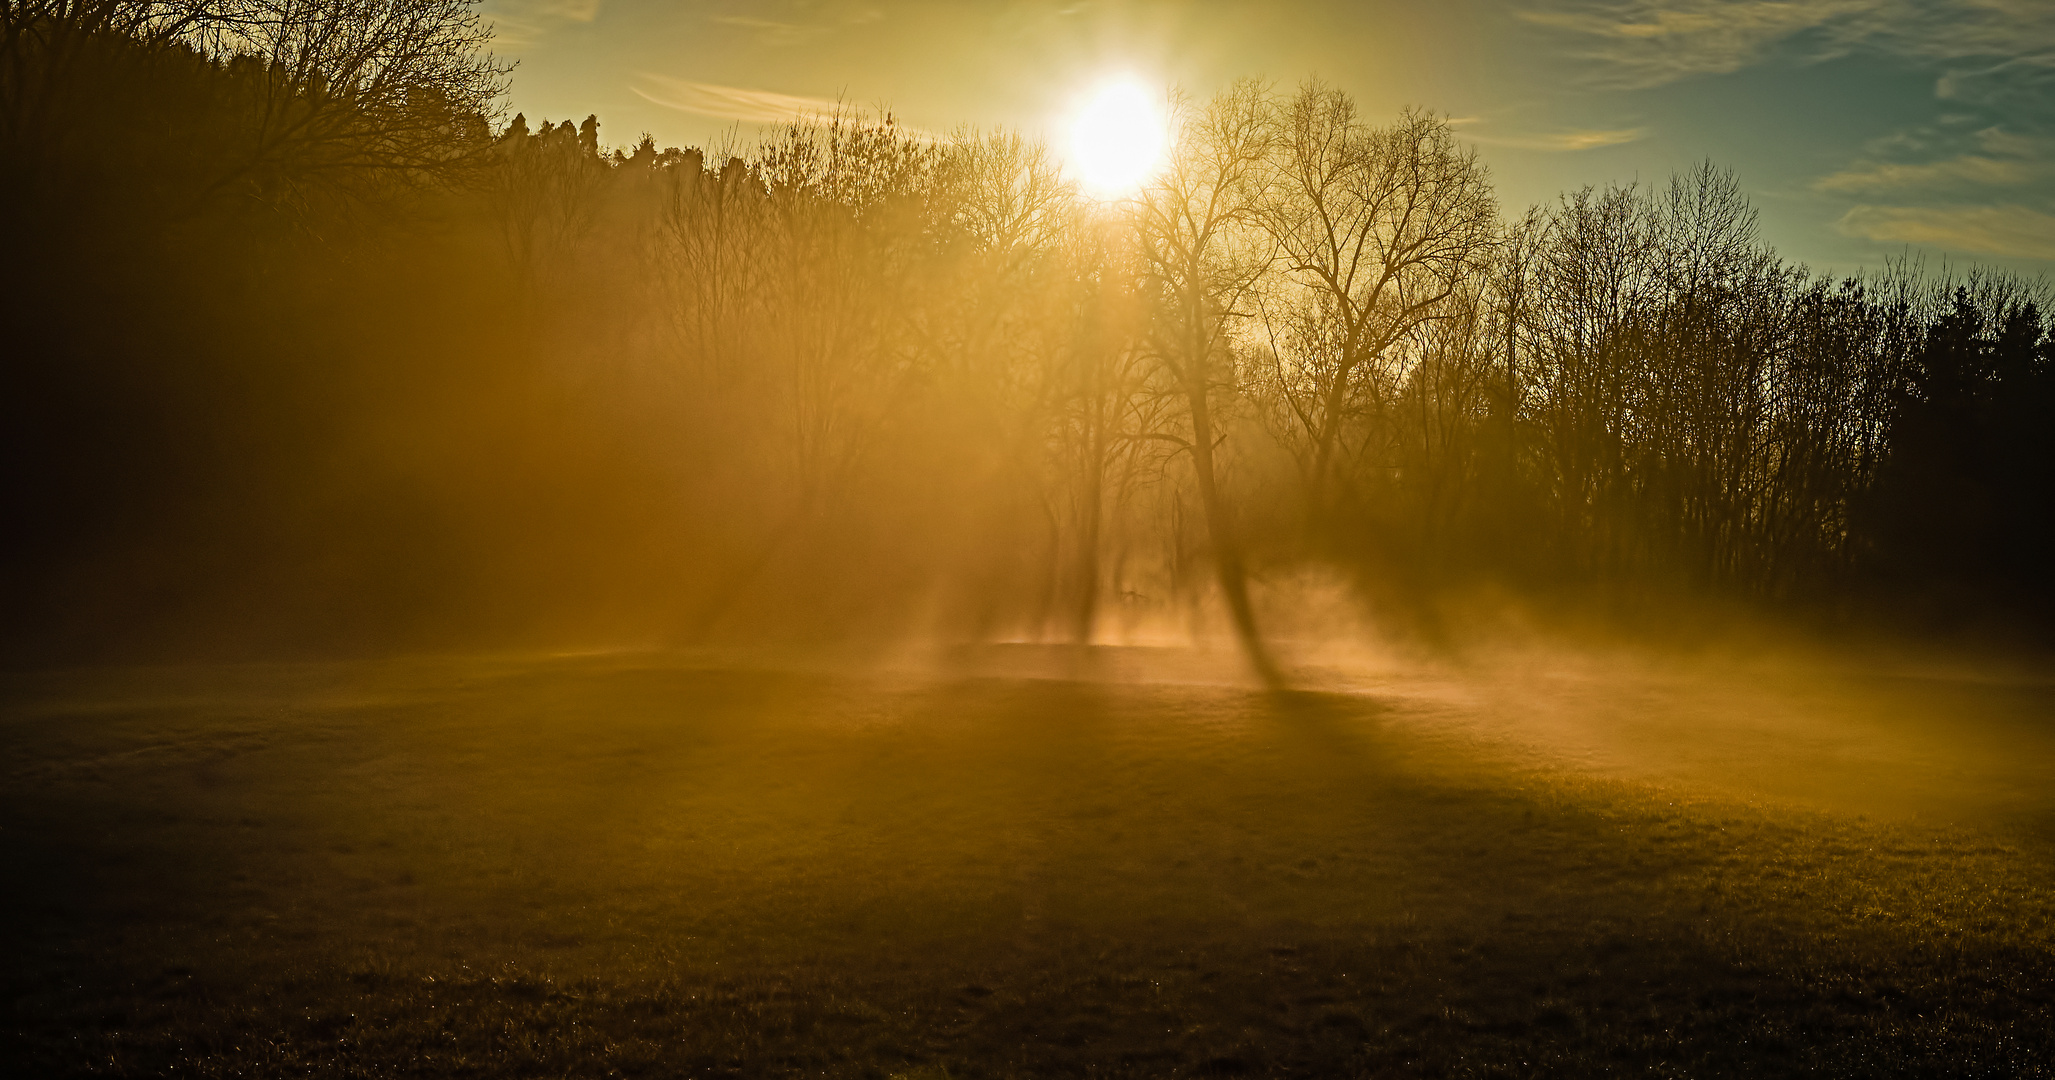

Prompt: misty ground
[{"left": 4, "top": 643, "right": 2053, "bottom": 1078}]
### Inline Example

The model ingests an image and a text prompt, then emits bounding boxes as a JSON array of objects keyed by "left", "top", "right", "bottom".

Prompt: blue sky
[{"left": 479, "top": 0, "right": 2055, "bottom": 276}]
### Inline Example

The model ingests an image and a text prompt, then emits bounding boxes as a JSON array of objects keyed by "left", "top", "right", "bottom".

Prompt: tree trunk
[
  {"left": 1183, "top": 360, "right": 1284, "bottom": 688},
  {"left": 1072, "top": 402, "right": 1105, "bottom": 644}
]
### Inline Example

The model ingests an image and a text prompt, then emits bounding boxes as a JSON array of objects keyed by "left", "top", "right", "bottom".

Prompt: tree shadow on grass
[{"left": 2, "top": 667, "right": 2052, "bottom": 1077}]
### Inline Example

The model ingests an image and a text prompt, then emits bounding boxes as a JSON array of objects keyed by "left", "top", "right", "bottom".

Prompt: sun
[{"left": 1068, "top": 78, "right": 1168, "bottom": 199}]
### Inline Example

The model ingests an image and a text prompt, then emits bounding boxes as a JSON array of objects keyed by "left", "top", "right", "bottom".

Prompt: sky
[{"left": 478, "top": 0, "right": 2055, "bottom": 277}]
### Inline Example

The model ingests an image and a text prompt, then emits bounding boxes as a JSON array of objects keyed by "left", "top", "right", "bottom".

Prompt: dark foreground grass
[{"left": 3, "top": 651, "right": 2052, "bottom": 1077}]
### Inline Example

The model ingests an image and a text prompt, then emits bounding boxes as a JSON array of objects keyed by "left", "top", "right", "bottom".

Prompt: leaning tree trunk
[{"left": 1181, "top": 337, "right": 1284, "bottom": 688}]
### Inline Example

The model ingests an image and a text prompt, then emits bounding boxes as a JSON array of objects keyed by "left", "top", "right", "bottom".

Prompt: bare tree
[
  {"left": 1255, "top": 89, "right": 1496, "bottom": 518},
  {"left": 1, "top": 1, "right": 217, "bottom": 149},
  {"left": 1131, "top": 80, "right": 1282, "bottom": 685},
  {"left": 197, "top": 0, "right": 505, "bottom": 206},
  {"left": 1040, "top": 204, "right": 1159, "bottom": 643},
  {"left": 2, "top": 0, "right": 506, "bottom": 214}
]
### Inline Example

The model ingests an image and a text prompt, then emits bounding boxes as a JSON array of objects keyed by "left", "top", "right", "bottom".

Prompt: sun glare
[{"left": 1068, "top": 78, "right": 1167, "bottom": 199}]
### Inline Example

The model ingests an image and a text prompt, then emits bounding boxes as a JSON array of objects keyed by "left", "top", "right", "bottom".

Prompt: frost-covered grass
[{"left": 4, "top": 650, "right": 2052, "bottom": 1077}]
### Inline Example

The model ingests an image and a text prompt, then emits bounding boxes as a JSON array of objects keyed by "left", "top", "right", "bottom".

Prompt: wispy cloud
[
  {"left": 1462, "top": 126, "right": 1649, "bottom": 151},
  {"left": 1813, "top": 125, "right": 2055, "bottom": 264},
  {"left": 1521, "top": 0, "right": 2055, "bottom": 92},
  {"left": 1517, "top": 0, "right": 1874, "bottom": 87},
  {"left": 1815, "top": 154, "right": 2053, "bottom": 194},
  {"left": 633, "top": 75, "right": 853, "bottom": 125},
  {"left": 709, "top": 14, "right": 823, "bottom": 44},
  {"left": 1532, "top": 0, "right": 2055, "bottom": 270},
  {"left": 706, "top": 2, "right": 885, "bottom": 46},
  {"left": 483, "top": 0, "right": 600, "bottom": 48},
  {"left": 1836, "top": 203, "right": 2055, "bottom": 261}
]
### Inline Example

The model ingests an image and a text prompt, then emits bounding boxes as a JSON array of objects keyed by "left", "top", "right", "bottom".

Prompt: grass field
[{"left": 4, "top": 644, "right": 2054, "bottom": 1077}]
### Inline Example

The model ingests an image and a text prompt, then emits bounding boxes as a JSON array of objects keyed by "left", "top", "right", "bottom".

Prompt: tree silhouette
[
  {"left": 7, "top": 4, "right": 2055, "bottom": 661},
  {"left": 1132, "top": 81, "right": 1283, "bottom": 685},
  {"left": 1255, "top": 89, "right": 1496, "bottom": 524}
]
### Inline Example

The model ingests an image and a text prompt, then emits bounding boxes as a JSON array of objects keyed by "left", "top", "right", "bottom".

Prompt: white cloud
[{"left": 1836, "top": 203, "right": 2055, "bottom": 260}]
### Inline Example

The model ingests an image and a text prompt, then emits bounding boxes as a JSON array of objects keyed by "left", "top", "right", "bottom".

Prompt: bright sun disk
[{"left": 1069, "top": 79, "right": 1166, "bottom": 198}]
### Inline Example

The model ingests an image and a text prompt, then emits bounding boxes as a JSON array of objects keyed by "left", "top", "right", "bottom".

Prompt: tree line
[{"left": 4, "top": 1, "right": 2050, "bottom": 665}]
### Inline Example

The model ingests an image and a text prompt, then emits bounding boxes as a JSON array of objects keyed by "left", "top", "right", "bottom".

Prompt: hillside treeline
[{"left": 4, "top": 2, "right": 2051, "bottom": 664}]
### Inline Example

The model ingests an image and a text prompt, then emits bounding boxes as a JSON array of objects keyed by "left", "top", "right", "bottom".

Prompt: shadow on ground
[{"left": 3, "top": 653, "right": 2052, "bottom": 1076}]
